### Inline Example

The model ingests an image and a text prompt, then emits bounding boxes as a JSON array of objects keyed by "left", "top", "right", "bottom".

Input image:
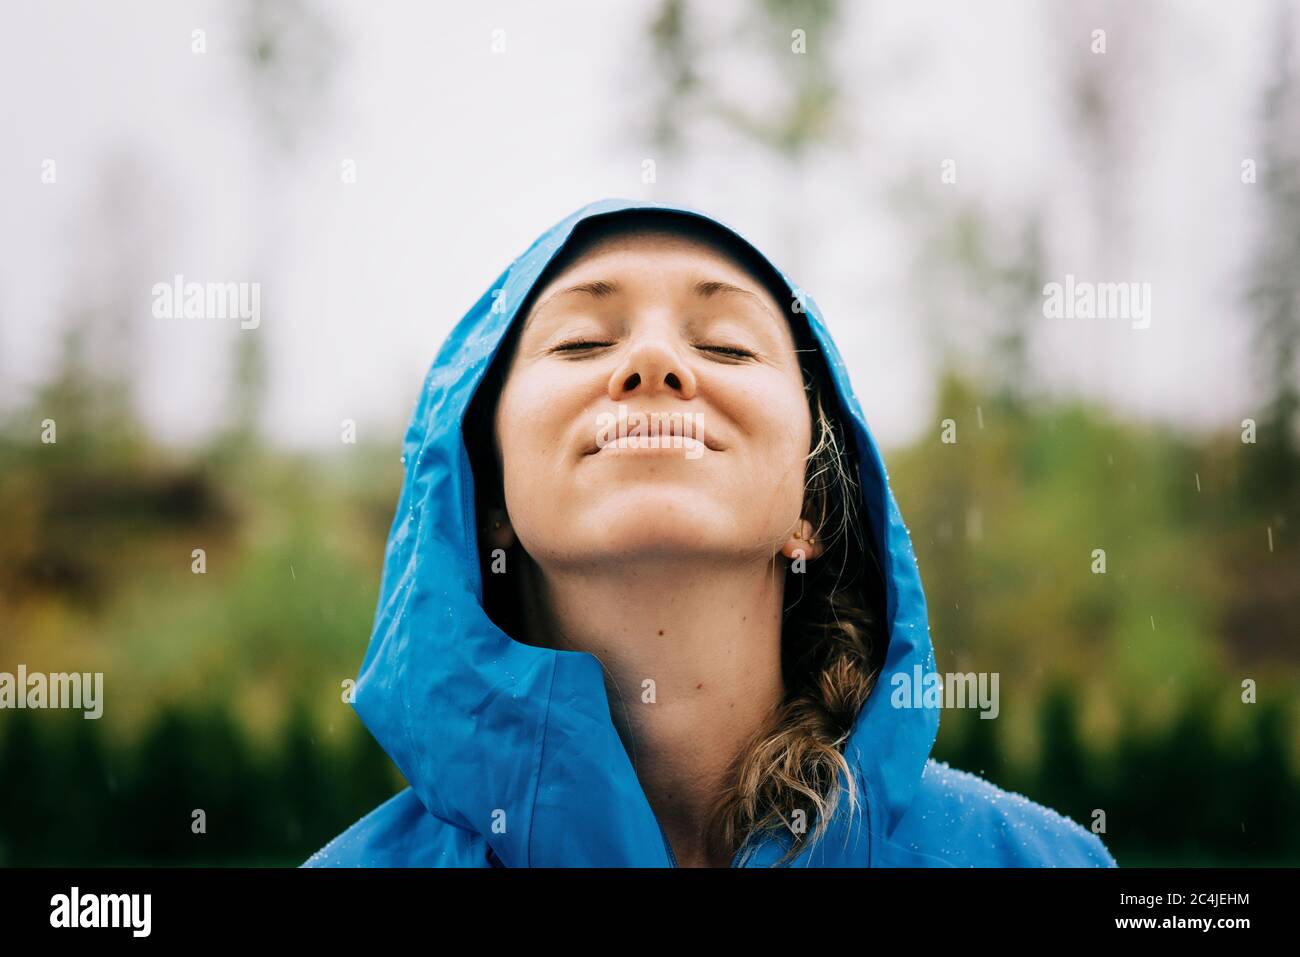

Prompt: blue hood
[{"left": 312, "top": 197, "right": 1116, "bottom": 868}]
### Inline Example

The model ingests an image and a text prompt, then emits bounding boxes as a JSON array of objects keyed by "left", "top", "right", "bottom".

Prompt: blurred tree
[
  {"left": 647, "top": 0, "right": 844, "bottom": 159},
  {"left": 1035, "top": 683, "right": 1089, "bottom": 822},
  {"left": 211, "top": 0, "right": 342, "bottom": 460},
  {"left": 238, "top": 0, "right": 341, "bottom": 156},
  {"left": 18, "top": 152, "right": 169, "bottom": 468},
  {"left": 645, "top": 0, "right": 847, "bottom": 275},
  {"left": 1053, "top": 0, "right": 1151, "bottom": 274},
  {"left": 1244, "top": 2, "right": 1300, "bottom": 507},
  {"left": 902, "top": 200, "right": 1047, "bottom": 410}
]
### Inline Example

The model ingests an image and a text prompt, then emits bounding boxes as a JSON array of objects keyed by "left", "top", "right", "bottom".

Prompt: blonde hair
[{"left": 702, "top": 368, "right": 884, "bottom": 867}]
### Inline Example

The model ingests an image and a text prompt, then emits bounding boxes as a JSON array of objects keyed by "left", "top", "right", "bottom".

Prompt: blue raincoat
[{"left": 303, "top": 198, "right": 1119, "bottom": 868}]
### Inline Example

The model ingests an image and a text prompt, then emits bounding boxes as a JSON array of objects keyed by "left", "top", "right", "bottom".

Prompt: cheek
[
  {"left": 732, "top": 376, "right": 812, "bottom": 474},
  {"left": 494, "top": 378, "right": 533, "bottom": 505},
  {"left": 716, "top": 375, "right": 812, "bottom": 530},
  {"left": 499, "top": 367, "right": 585, "bottom": 453},
  {"left": 771, "top": 405, "right": 813, "bottom": 506},
  {"left": 493, "top": 369, "right": 585, "bottom": 523}
]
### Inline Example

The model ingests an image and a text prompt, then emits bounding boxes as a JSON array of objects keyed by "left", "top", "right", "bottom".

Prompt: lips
[{"left": 581, "top": 410, "right": 724, "bottom": 455}]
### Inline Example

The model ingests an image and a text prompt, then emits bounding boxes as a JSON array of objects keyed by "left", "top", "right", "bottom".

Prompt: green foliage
[
  {"left": 933, "top": 690, "right": 1300, "bottom": 866},
  {"left": 0, "top": 704, "right": 401, "bottom": 866},
  {"left": 0, "top": 363, "right": 1296, "bottom": 864}
]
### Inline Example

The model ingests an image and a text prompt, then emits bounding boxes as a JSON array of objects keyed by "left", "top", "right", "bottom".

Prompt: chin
[{"left": 588, "top": 505, "right": 769, "bottom": 559}]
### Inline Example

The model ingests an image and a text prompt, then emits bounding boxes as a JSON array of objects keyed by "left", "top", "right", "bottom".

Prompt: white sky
[{"left": 0, "top": 0, "right": 1289, "bottom": 450}]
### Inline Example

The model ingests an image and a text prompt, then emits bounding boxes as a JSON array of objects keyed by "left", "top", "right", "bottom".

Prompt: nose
[{"left": 607, "top": 330, "right": 697, "bottom": 400}]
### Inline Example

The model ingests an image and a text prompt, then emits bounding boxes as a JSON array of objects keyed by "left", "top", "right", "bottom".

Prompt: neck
[{"left": 520, "top": 555, "right": 787, "bottom": 867}]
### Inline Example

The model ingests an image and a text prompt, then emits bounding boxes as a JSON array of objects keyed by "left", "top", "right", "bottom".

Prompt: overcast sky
[{"left": 0, "top": 0, "right": 1287, "bottom": 450}]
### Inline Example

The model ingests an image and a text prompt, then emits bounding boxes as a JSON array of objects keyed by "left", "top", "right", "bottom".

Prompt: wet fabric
[{"left": 302, "top": 198, "right": 1119, "bottom": 868}]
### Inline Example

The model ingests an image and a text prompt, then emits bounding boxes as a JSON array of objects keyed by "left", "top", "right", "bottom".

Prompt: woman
[{"left": 303, "top": 198, "right": 1117, "bottom": 868}]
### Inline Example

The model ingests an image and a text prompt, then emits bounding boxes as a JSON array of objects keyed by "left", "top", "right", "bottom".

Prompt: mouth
[{"left": 581, "top": 411, "right": 724, "bottom": 456}]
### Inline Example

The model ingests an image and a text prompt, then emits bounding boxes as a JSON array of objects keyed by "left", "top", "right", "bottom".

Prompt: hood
[{"left": 352, "top": 197, "right": 940, "bottom": 866}]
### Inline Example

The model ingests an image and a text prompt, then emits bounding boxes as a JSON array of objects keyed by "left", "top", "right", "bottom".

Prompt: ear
[
  {"left": 483, "top": 507, "right": 516, "bottom": 550},
  {"left": 780, "top": 518, "right": 824, "bottom": 562}
]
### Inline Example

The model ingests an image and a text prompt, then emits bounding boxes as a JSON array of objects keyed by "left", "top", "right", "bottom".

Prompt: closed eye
[
  {"left": 698, "top": 344, "right": 756, "bottom": 360},
  {"left": 549, "top": 340, "right": 756, "bottom": 360},
  {"left": 550, "top": 339, "right": 614, "bottom": 354}
]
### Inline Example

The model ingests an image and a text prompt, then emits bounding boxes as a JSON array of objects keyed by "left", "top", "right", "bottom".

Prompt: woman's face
[{"left": 492, "top": 229, "right": 814, "bottom": 568}]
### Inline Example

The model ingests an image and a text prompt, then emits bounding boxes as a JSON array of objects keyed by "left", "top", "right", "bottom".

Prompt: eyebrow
[{"left": 526, "top": 277, "right": 778, "bottom": 329}]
